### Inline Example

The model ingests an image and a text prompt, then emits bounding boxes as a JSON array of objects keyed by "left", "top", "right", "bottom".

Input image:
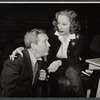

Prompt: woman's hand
[
  {"left": 9, "top": 47, "right": 24, "bottom": 61},
  {"left": 47, "top": 60, "right": 62, "bottom": 73}
]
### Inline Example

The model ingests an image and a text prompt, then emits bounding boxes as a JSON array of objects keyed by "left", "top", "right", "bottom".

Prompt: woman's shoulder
[{"left": 75, "top": 30, "right": 85, "bottom": 40}]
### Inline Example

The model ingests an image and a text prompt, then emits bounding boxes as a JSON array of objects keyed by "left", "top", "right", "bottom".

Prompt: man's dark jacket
[{"left": 1, "top": 49, "right": 47, "bottom": 97}]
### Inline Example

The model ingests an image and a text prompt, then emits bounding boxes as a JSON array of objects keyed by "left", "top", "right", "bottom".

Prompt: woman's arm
[
  {"left": 61, "top": 33, "right": 85, "bottom": 72},
  {"left": 48, "top": 33, "right": 85, "bottom": 74},
  {"left": 10, "top": 47, "right": 24, "bottom": 61}
]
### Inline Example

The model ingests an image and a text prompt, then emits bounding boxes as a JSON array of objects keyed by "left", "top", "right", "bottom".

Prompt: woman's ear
[{"left": 31, "top": 43, "right": 36, "bottom": 50}]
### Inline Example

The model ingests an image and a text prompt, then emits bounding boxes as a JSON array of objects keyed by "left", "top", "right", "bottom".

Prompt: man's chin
[{"left": 44, "top": 52, "right": 49, "bottom": 56}]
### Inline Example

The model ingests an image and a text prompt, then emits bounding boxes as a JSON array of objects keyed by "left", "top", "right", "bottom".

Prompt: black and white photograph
[{"left": 0, "top": 2, "right": 100, "bottom": 99}]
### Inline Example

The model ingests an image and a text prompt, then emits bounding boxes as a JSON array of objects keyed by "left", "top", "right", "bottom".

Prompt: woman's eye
[{"left": 57, "top": 23, "right": 59, "bottom": 25}]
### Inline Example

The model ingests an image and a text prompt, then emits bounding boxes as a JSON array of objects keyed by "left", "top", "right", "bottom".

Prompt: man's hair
[{"left": 24, "top": 28, "right": 46, "bottom": 48}]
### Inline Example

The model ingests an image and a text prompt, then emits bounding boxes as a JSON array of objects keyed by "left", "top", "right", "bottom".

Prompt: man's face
[
  {"left": 35, "top": 34, "right": 50, "bottom": 57},
  {"left": 57, "top": 15, "right": 70, "bottom": 36}
]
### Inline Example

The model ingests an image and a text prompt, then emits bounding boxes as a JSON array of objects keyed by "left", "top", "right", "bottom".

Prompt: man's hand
[
  {"left": 47, "top": 60, "right": 62, "bottom": 73},
  {"left": 39, "top": 69, "right": 46, "bottom": 81},
  {"left": 9, "top": 47, "right": 24, "bottom": 61}
]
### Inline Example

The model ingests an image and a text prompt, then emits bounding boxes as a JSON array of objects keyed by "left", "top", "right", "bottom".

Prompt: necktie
[{"left": 32, "top": 61, "right": 38, "bottom": 84}]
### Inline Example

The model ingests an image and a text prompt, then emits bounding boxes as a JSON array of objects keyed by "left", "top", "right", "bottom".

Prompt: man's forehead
[{"left": 38, "top": 33, "right": 48, "bottom": 40}]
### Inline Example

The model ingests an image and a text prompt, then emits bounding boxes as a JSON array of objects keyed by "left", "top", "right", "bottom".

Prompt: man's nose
[{"left": 47, "top": 42, "right": 50, "bottom": 47}]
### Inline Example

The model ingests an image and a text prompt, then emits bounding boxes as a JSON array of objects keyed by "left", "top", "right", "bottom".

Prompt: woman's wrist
[
  {"left": 19, "top": 47, "right": 24, "bottom": 51},
  {"left": 58, "top": 60, "right": 62, "bottom": 66}
]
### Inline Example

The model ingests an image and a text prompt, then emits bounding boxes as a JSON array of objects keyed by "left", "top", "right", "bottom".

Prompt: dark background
[
  {"left": 0, "top": 3, "right": 99, "bottom": 99},
  {"left": 0, "top": 3, "right": 100, "bottom": 59}
]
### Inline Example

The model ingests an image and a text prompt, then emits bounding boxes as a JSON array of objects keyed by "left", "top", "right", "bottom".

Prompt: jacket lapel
[
  {"left": 23, "top": 49, "right": 33, "bottom": 82},
  {"left": 32, "top": 60, "right": 41, "bottom": 87},
  {"left": 23, "top": 49, "right": 42, "bottom": 87},
  {"left": 54, "top": 36, "right": 61, "bottom": 55}
]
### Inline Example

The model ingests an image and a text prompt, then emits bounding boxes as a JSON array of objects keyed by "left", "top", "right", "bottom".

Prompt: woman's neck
[{"left": 63, "top": 32, "right": 70, "bottom": 42}]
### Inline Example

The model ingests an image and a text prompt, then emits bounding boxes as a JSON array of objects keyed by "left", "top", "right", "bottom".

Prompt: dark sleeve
[
  {"left": 1, "top": 59, "right": 21, "bottom": 97},
  {"left": 61, "top": 33, "right": 85, "bottom": 71},
  {"left": 0, "top": 52, "right": 8, "bottom": 74}
]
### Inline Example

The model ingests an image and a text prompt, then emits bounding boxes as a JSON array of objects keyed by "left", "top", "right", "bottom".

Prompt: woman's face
[{"left": 57, "top": 14, "right": 70, "bottom": 36}]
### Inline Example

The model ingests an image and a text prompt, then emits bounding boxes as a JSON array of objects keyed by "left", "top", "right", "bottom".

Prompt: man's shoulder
[
  {"left": 5, "top": 50, "right": 27, "bottom": 63},
  {"left": 4, "top": 55, "right": 22, "bottom": 65},
  {"left": 3, "top": 54, "right": 25, "bottom": 73},
  {"left": 15, "top": 49, "right": 29, "bottom": 62}
]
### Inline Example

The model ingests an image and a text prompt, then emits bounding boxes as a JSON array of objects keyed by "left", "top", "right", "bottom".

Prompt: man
[{"left": 1, "top": 28, "right": 50, "bottom": 97}]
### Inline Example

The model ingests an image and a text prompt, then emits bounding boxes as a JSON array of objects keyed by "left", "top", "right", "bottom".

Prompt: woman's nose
[{"left": 58, "top": 24, "right": 63, "bottom": 29}]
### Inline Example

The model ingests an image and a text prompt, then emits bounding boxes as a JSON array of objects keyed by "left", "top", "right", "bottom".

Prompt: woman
[
  {"left": 10, "top": 9, "right": 85, "bottom": 97},
  {"left": 46, "top": 9, "right": 85, "bottom": 97}
]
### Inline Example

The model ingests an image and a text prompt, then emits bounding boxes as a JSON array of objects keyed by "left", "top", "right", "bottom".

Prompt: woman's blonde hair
[{"left": 52, "top": 9, "right": 81, "bottom": 34}]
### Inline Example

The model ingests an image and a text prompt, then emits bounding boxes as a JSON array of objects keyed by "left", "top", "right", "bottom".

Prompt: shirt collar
[
  {"left": 54, "top": 31, "right": 60, "bottom": 36},
  {"left": 54, "top": 31, "right": 76, "bottom": 40},
  {"left": 28, "top": 49, "right": 42, "bottom": 64}
]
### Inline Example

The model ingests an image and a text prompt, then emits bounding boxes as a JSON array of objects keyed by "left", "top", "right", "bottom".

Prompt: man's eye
[
  {"left": 43, "top": 41, "right": 46, "bottom": 43},
  {"left": 63, "top": 24, "right": 67, "bottom": 25}
]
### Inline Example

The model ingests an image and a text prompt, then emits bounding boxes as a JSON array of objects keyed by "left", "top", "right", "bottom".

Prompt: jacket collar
[
  {"left": 27, "top": 49, "right": 42, "bottom": 65},
  {"left": 22, "top": 49, "right": 41, "bottom": 85},
  {"left": 22, "top": 49, "right": 33, "bottom": 82}
]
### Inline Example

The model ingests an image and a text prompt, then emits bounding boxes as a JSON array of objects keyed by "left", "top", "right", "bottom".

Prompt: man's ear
[{"left": 31, "top": 43, "right": 36, "bottom": 50}]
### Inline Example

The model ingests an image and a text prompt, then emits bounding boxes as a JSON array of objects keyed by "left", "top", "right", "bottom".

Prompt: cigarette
[{"left": 82, "top": 71, "right": 90, "bottom": 76}]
